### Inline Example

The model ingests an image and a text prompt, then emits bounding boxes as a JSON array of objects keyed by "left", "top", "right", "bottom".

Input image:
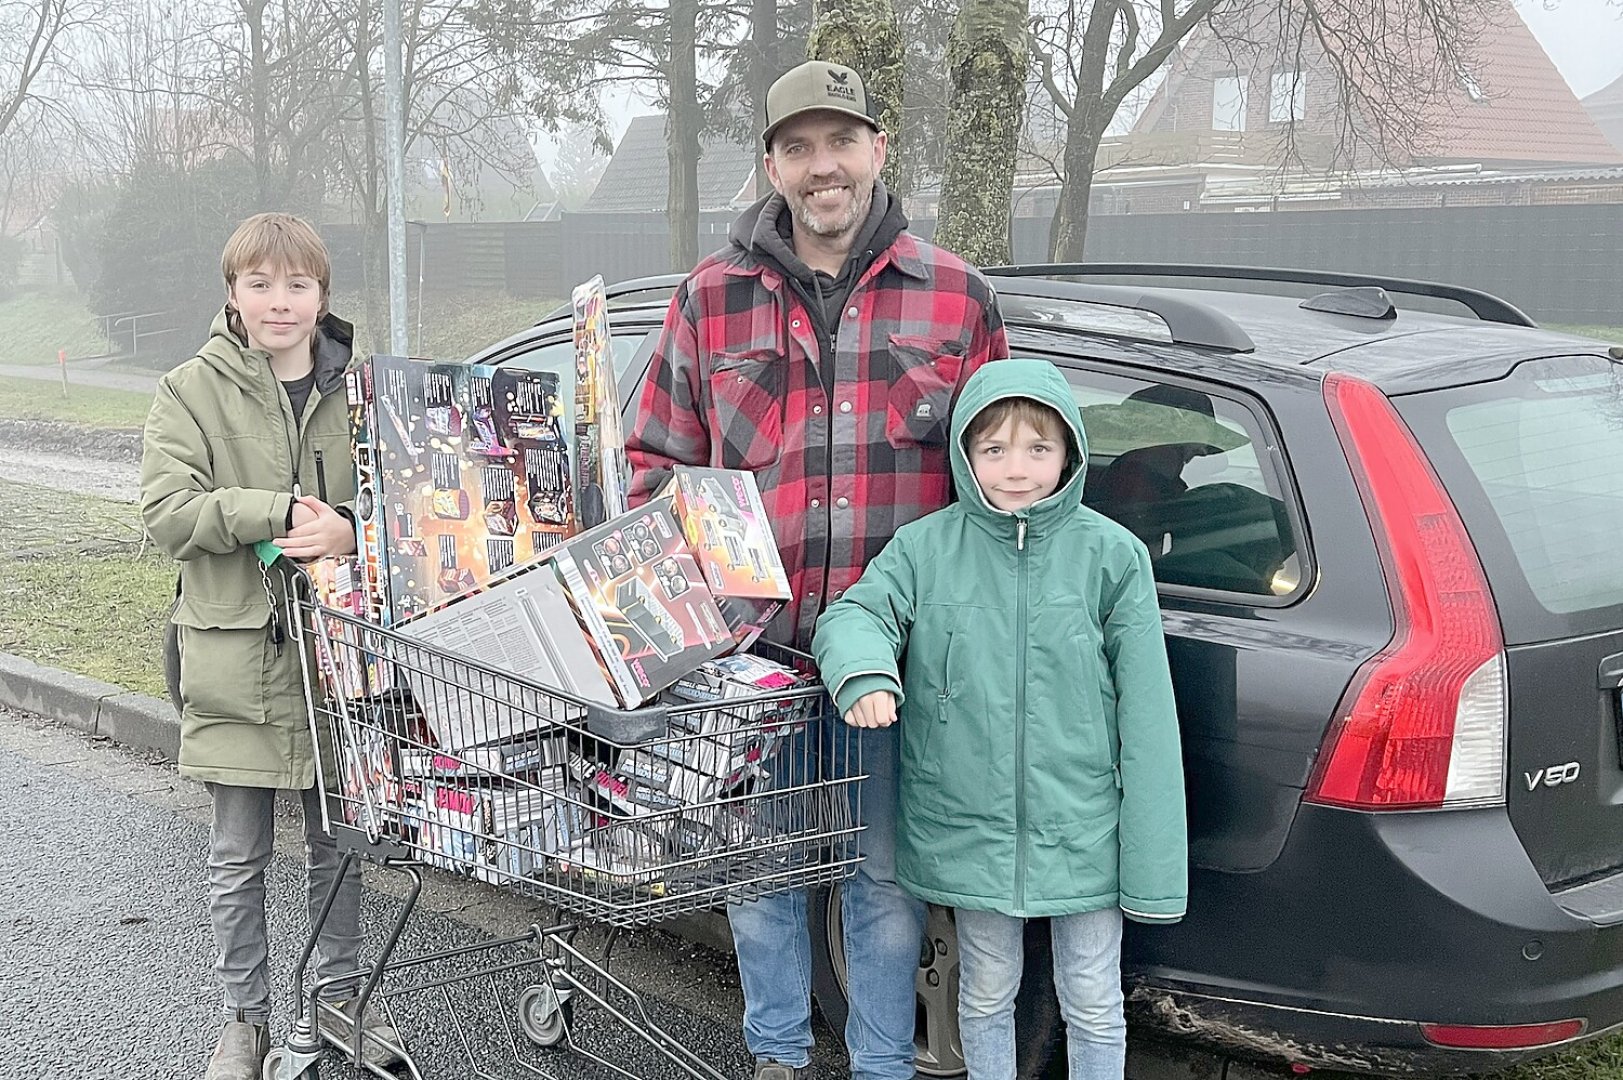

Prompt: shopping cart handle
[{"left": 583, "top": 702, "right": 669, "bottom": 744}]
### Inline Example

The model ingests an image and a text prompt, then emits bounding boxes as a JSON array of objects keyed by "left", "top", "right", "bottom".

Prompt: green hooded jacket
[
  {"left": 813, "top": 358, "right": 1188, "bottom": 920},
  {"left": 140, "top": 307, "right": 355, "bottom": 789}
]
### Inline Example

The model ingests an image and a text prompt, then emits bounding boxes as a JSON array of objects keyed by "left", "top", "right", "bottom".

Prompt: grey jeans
[{"left": 207, "top": 783, "right": 364, "bottom": 1022}]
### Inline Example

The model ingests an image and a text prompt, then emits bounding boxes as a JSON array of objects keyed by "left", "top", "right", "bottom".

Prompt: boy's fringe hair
[
  {"left": 221, "top": 213, "right": 330, "bottom": 297},
  {"left": 964, "top": 396, "right": 1068, "bottom": 445}
]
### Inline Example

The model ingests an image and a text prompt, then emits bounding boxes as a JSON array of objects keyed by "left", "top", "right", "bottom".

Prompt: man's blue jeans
[{"left": 728, "top": 723, "right": 926, "bottom": 1080}]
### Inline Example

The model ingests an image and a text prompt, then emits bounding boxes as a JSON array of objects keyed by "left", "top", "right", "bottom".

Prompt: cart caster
[
  {"left": 517, "top": 981, "right": 574, "bottom": 1047},
  {"left": 262, "top": 1046, "right": 319, "bottom": 1080}
]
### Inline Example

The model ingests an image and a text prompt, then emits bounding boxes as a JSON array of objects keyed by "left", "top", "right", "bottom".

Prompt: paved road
[
  {"left": 0, "top": 361, "right": 162, "bottom": 396},
  {"left": 0, "top": 705, "right": 851, "bottom": 1080}
]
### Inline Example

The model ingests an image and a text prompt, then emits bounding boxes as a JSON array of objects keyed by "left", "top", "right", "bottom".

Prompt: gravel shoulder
[{"left": 0, "top": 418, "right": 141, "bottom": 502}]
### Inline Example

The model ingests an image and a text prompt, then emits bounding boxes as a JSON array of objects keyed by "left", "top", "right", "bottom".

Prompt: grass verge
[
  {"left": 0, "top": 478, "right": 173, "bottom": 698},
  {"left": 0, "top": 289, "right": 113, "bottom": 365},
  {"left": 0, "top": 375, "right": 152, "bottom": 429},
  {"left": 1544, "top": 323, "right": 1623, "bottom": 343}
]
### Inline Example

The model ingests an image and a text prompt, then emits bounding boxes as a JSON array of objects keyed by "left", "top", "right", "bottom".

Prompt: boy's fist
[{"left": 844, "top": 690, "right": 897, "bottom": 729}]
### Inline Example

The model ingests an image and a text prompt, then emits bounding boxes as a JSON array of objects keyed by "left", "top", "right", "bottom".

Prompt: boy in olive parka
[{"left": 813, "top": 358, "right": 1187, "bottom": 1080}]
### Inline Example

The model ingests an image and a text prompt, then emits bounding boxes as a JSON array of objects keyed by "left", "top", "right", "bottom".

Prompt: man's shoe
[
  {"left": 752, "top": 1060, "right": 810, "bottom": 1080},
  {"left": 204, "top": 1016, "right": 270, "bottom": 1080},
  {"left": 317, "top": 996, "right": 406, "bottom": 1067}
]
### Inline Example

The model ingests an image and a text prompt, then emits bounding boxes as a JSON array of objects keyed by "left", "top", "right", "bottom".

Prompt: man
[{"left": 626, "top": 60, "right": 1009, "bottom": 1080}]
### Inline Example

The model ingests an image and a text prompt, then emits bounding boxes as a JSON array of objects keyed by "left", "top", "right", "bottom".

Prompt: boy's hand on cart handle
[
  {"left": 274, "top": 495, "right": 358, "bottom": 560},
  {"left": 844, "top": 691, "right": 897, "bottom": 728}
]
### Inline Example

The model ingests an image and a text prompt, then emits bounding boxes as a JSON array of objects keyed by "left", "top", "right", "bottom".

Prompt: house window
[
  {"left": 1269, "top": 71, "right": 1307, "bottom": 123},
  {"left": 1213, "top": 75, "right": 1248, "bottom": 132}
]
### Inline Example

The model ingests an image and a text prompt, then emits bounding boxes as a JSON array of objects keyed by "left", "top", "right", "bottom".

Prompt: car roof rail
[
  {"left": 989, "top": 275, "right": 1257, "bottom": 353},
  {"left": 538, "top": 274, "right": 686, "bottom": 323},
  {"left": 983, "top": 263, "right": 1536, "bottom": 327}
]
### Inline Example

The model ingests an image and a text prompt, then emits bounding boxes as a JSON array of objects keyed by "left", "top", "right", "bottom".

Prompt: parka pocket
[
  {"left": 178, "top": 624, "right": 274, "bottom": 724},
  {"left": 1073, "top": 624, "right": 1117, "bottom": 775},
  {"left": 885, "top": 335, "right": 965, "bottom": 450},
  {"left": 708, "top": 350, "right": 784, "bottom": 471}
]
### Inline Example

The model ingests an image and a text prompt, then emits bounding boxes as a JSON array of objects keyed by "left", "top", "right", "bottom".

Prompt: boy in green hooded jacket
[{"left": 813, "top": 358, "right": 1188, "bottom": 1080}]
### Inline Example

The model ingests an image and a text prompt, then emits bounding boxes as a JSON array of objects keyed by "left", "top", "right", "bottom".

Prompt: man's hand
[
  {"left": 275, "top": 495, "right": 358, "bottom": 560},
  {"left": 844, "top": 690, "right": 898, "bottom": 729}
]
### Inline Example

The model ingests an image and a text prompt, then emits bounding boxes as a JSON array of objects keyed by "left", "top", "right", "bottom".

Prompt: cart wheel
[
  {"left": 261, "top": 1047, "right": 318, "bottom": 1080},
  {"left": 517, "top": 982, "right": 572, "bottom": 1047}
]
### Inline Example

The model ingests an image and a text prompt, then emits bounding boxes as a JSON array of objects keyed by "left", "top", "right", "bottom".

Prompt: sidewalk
[
  {"left": 0, "top": 360, "right": 163, "bottom": 396},
  {"left": 0, "top": 650, "right": 178, "bottom": 760}
]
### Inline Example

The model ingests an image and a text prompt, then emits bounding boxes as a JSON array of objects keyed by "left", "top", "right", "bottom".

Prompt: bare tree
[
  {"left": 0, "top": 0, "right": 93, "bottom": 139},
  {"left": 932, "top": 0, "right": 1029, "bottom": 264},
  {"left": 807, "top": 0, "right": 907, "bottom": 190}
]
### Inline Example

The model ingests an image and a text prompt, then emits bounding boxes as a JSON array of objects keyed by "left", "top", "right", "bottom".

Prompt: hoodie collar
[
  {"left": 728, "top": 179, "right": 912, "bottom": 287},
  {"left": 949, "top": 359, "right": 1090, "bottom": 540},
  {"left": 201, "top": 306, "right": 353, "bottom": 397}
]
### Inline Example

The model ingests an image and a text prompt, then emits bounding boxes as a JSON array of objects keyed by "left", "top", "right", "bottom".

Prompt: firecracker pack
[
  {"left": 409, "top": 769, "right": 584, "bottom": 882},
  {"left": 348, "top": 355, "right": 576, "bottom": 626},
  {"left": 662, "top": 654, "right": 813, "bottom": 766},
  {"left": 548, "top": 497, "right": 733, "bottom": 707},
  {"left": 306, "top": 556, "right": 396, "bottom": 700},
  {"left": 671, "top": 467, "right": 792, "bottom": 601},
  {"left": 571, "top": 276, "right": 630, "bottom": 528}
]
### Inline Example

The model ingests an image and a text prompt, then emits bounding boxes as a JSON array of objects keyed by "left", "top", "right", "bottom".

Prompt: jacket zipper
[{"left": 1014, "top": 515, "right": 1029, "bottom": 912}]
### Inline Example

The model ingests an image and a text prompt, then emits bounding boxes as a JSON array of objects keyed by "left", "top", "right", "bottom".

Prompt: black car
[{"left": 450, "top": 263, "right": 1623, "bottom": 1078}]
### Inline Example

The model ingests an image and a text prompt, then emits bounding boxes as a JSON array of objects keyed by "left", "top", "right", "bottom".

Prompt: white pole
[{"left": 383, "top": 0, "right": 409, "bottom": 357}]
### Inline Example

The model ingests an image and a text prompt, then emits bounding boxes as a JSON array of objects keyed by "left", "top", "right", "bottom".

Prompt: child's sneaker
[
  {"left": 751, "top": 1060, "right": 809, "bottom": 1080},
  {"left": 316, "top": 996, "right": 405, "bottom": 1067},
  {"left": 204, "top": 1015, "right": 270, "bottom": 1080}
]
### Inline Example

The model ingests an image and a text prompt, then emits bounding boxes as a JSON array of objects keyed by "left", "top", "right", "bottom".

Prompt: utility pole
[{"left": 383, "top": 0, "right": 409, "bottom": 356}]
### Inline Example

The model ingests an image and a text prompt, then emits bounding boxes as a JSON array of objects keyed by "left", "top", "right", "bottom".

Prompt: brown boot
[{"left": 204, "top": 1013, "right": 271, "bottom": 1080}]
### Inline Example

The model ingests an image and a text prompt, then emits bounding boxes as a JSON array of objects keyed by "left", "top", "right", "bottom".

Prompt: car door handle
[{"left": 1598, "top": 650, "right": 1623, "bottom": 689}]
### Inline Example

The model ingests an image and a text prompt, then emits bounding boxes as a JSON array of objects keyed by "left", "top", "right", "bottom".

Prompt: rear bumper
[{"left": 1124, "top": 803, "right": 1623, "bottom": 1074}]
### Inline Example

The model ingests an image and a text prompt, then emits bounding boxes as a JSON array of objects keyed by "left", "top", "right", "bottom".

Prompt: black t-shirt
[{"left": 281, "top": 370, "right": 317, "bottom": 428}]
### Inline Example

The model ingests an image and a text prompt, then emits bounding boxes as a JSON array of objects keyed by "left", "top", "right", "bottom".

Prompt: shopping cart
[{"left": 265, "top": 570, "right": 863, "bottom": 1080}]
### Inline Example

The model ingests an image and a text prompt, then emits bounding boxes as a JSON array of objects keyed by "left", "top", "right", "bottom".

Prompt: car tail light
[
  {"left": 1304, "top": 374, "right": 1506, "bottom": 810},
  {"left": 1421, "top": 1020, "right": 1585, "bottom": 1049}
]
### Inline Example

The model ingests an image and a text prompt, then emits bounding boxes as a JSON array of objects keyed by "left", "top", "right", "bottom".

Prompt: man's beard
[{"left": 793, "top": 181, "right": 873, "bottom": 239}]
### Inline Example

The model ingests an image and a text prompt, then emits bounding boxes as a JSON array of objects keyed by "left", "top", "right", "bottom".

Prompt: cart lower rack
[{"left": 267, "top": 580, "right": 863, "bottom": 1080}]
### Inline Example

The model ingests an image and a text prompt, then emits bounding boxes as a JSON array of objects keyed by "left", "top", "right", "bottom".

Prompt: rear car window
[
  {"left": 1065, "top": 368, "right": 1302, "bottom": 599},
  {"left": 1395, "top": 354, "right": 1623, "bottom": 641}
]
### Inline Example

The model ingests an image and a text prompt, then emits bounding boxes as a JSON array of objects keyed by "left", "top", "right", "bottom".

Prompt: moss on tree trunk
[{"left": 807, "top": 0, "right": 905, "bottom": 191}]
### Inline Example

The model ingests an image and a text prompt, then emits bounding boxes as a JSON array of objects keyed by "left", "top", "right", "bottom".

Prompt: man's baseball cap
[{"left": 762, "top": 60, "right": 881, "bottom": 147}]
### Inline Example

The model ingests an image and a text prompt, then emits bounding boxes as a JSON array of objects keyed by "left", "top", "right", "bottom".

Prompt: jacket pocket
[
  {"left": 708, "top": 349, "right": 784, "bottom": 470},
  {"left": 179, "top": 623, "right": 274, "bottom": 724},
  {"left": 1075, "top": 625, "right": 1117, "bottom": 775},
  {"left": 885, "top": 335, "right": 965, "bottom": 450}
]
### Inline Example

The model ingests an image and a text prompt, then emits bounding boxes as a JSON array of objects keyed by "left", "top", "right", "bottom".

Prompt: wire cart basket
[{"left": 266, "top": 572, "right": 863, "bottom": 1080}]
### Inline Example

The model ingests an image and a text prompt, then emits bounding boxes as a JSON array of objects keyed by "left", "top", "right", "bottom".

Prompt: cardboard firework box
[
  {"left": 349, "top": 355, "right": 577, "bottom": 625},
  {"left": 659, "top": 654, "right": 816, "bottom": 782},
  {"left": 305, "top": 556, "right": 397, "bottom": 700},
  {"left": 548, "top": 497, "right": 734, "bottom": 707},
  {"left": 670, "top": 467, "right": 792, "bottom": 649},
  {"left": 572, "top": 276, "right": 630, "bottom": 529}
]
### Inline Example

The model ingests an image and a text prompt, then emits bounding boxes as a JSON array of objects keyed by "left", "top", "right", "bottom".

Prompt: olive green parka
[
  {"left": 140, "top": 307, "right": 355, "bottom": 789},
  {"left": 813, "top": 358, "right": 1188, "bottom": 920}
]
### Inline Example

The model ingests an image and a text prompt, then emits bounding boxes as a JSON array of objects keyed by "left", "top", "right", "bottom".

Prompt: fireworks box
[
  {"left": 306, "top": 556, "right": 396, "bottom": 700},
  {"left": 391, "top": 558, "right": 617, "bottom": 749},
  {"left": 671, "top": 467, "right": 791, "bottom": 600},
  {"left": 660, "top": 654, "right": 814, "bottom": 775},
  {"left": 412, "top": 770, "right": 581, "bottom": 881},
  {"left": 398, "top": 731, "right": 569, "bottom": 781},
  {"left": 548, "top": 497, "right": 733, "bottom": 707},
  {"left": 572, "top": 276, "right": 630, "bottom": 529},
  {"left": 348, "top": 355, "right": 576, "bottom": 626}
]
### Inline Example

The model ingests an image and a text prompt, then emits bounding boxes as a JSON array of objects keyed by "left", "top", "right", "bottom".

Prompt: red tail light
[
  {"left": 1305, "top": 374, "right": 1505, "bottom": 810},
  {"left": 1421, "top": 1020, "right": 1585, "bottom": 1049}
]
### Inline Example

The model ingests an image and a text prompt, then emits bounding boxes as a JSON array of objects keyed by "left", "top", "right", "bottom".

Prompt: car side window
[
  {"left": 503, "top": 331, "right": 658, "bottom": 418},
  {"left": 1067, "top": 370, "right": 1301, "bottom": 598}
]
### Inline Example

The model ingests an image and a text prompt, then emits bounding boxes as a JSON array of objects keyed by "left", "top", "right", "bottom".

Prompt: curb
[{"left": 0, "top": 651, "right": 179, "bottom": 760}]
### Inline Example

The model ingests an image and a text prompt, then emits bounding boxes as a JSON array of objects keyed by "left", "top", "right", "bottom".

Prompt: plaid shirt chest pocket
[
  {"left": 885, "top": 334, "right": 967, "bottom": 449},
  {"left": 708, "top": 349, "right": 784, "bottom": 470}
]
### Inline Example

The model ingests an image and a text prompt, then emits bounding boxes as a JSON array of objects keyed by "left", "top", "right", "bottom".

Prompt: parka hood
[
  {"left": 197, "top": 306, "right": 354, "bottom": 398},
  {"left": 950, "top": 358, "right": 1088, "bottom": 529}
]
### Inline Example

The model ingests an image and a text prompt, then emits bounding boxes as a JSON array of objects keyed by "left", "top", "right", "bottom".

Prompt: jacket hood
[
  {"left": 727, "top": 179, "right": 907, "bottom": 286},
  {"left": 950, "top": 359, "right": 1088, "bottom": 529},
  {"left": 197, "top": 306, "right": 354, "bottom": 398}
]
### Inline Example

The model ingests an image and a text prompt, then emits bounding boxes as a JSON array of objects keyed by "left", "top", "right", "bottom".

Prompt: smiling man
[{"left": 626, "top": 59, "right": 1008, "bottom": 1080}]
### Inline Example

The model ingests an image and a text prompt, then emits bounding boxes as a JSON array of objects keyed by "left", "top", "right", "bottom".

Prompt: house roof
[
  {"left": 582, "top": 115, "right": 758, "bottom": 213},
  {"left": 1132, "top": 1, "right": 1622, "bottom": 169},
  {"left": 1582, "top": 72, "right": 1623, "bottom": 154}
]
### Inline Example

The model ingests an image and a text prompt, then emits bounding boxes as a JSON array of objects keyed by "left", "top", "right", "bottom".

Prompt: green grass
[
  {"left": 0, "top": 479, "right": 173, "bottom": 698},
  {"left": 1492, "top": 1036, "right": 1623, "bottom": 1080},
  {"left": 0, "top": 289, "right": 113, "bottom": 366},
  {"left": 1543, "top": 323, "right": 1623, "bottom": 343},
  {"left": 0, "top": 375, "right": 153, "bottom": 429},
  {"left": 348, "top": 289, "right": 557, "bottom": 361}
]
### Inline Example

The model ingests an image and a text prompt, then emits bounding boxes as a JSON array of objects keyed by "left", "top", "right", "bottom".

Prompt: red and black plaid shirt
[{"left": 627, "top": 231, "right": 1008, "bottom": 647}]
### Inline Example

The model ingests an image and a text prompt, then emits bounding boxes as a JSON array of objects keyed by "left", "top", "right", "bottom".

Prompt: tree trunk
[
  {"left": 932, "top": 0, "right": 1027, "bottom": 265},
  {"left": 1049, "top": 122, "right": 1104, "bottom": 263},
  {"left": 749, "top": 0, "right": 778, "bottom": 197},
  {"left": 667, "top": 0, "right": 701, "bottom": 271},
  {"left": 243, "top": 0, "right": 271, "bottom": 205},
  {"left": 806, "top": 0, "right": 904, "bottom": 191}
]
